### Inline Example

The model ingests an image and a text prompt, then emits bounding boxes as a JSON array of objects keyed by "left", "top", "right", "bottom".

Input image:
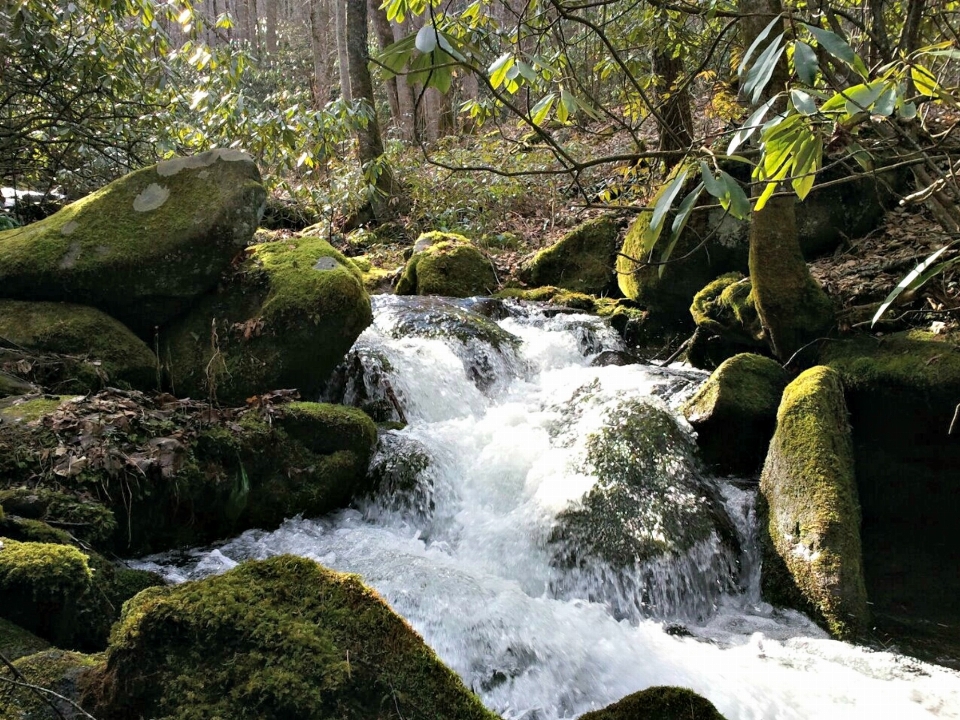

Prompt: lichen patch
[
  {"left": 313, "top": 256, "right": 338, "bottom": 270},
  {"left": 59, "top": 242, "right": 81, "bottom": 269},
  {"left": 60, "top": 221, "right": 78, "bottom": 236},
  {"left": 133, "top": 183, "right": 170, "bottom": 212}
]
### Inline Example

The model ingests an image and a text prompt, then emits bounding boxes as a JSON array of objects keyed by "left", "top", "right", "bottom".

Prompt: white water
[{"left": 137, "top": 297, "right": 960, "bottom": 720}]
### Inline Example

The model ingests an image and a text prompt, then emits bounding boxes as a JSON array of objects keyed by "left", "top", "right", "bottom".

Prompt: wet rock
[
  {"left": 579, "top": 686, "right": 727, "bottom": 720},
  {"left": 0, "top": 149, "right": 266, "bottom": 335},
  {"left": 759, "top": 366, "right": 868, "bottom": 640},
  {"left": 366, "top": 430, "right": 436, "bottom": 522},
  {"left": 84, "top": 556, "right": 499, "bottom": 720},
  {"left": 0, "top": 649, "right": 99, "bottom": 719}
]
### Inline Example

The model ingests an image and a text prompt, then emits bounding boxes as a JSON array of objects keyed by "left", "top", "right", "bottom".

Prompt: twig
[
  {"left": 0, "top": 650, "right": 70, "bottom": 720},
  {"left": 949, "top": 402, "right": 960, "bottom": 435}
]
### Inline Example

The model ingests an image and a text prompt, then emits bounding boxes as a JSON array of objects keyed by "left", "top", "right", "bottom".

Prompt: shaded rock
[
  {"left": 396, "top": 231, "right": 497, "bottom": 297},
  {"left": 163, "top": 234, "right": 372, "bottom": 405},
  {"left": 0, "top": 149, "right": 266, "bottom": 335},
  {"left": 0, "top": 649, "right": 99, "bottom": 720},
  {"left": 84, "top": 556, "right": 499, "bottom": 720},
  {"left": 0, "top": 617, "right": 50, "bottom": 662},
  {"left": 321, "top": 344, "right": 405, "bottom": 423},
  {"left": 0, "top": 300, "right": 157, "bottom": 391},
  {"left": 682, "top": 353, "right": 788, "bottom": 475},
  {"left": 0, "top": 390, "right": 377, "bottom": 554},
  {"left": 0, "top": 371, "right": 35, "bottom": 398},
  {"left": 0, "top": 487, "right": 117, "bottom": 547},
  {"left": 579, "top": 686, "right": 727, "bottom": 720},
  {"left": 686, "top": 273, "right": 765, "bottom": 369},
  {"left": 366, "top": 430, "right": 436, "bottom": 522},
  {"left": 759, "top": 366, "right": 868, "bottom": 639},
  {"left": 519, "top": 216, "right": 621, "bottom": 295}
]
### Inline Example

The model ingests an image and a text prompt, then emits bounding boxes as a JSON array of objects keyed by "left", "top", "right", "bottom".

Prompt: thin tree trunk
[
  {"left": 335, "top": 0, "right": 353, "bottom": 103},
  {"left": 898, "top": 0, "right": 927, "bottom": 55},
  {"left": 652, "top": 50, "right": 693, "bottom": 171},
  {"left": 869, "top": 0, "right": 891, "bottom": 65},
  {"left": 309, "top": 0, "right": 332, "bottom": 108},
  {"left": 369, "top": 0, "right": 400, "bottom": 129},
  {"left": 264, "top": 0, "right": 278, "bottom": 58},
  {"left": 392, "top": 16, "right": 417, "bottom": 139}
]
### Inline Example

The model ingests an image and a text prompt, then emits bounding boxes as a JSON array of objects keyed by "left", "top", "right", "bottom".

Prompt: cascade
[{"left": 136, "top": 296, "right": 960, "bottom": 719}]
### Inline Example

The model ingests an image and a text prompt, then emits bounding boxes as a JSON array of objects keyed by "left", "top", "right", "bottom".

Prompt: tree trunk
[
  {"left": 898, "top": 0, "right": 927, "bottom": 55},
  {"left": 369, "top": 0, "right": 400, "bottom": 130},
  {"left": 345, "top": 0, "right": 401, "bottom": 218},
  {"left": 264, "top": 0, "right": 278, "bottom": 57},
  {"left": 309, "top": 0, "right": 332, "bottom": 108},
  {"left": 335, "top": 0, "right": 353, "bottom": 103},
  {"left": 740, "top": 0, "right": 834, "bottom": 361},
  {"left": 652, "top": 50, "right": 693, "bottom": 171}
]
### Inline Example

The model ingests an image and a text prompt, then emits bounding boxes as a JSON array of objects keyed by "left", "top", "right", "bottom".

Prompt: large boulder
[
  {"left": 163, "top": 234, "right": 372, "bottom": 405},
  {"left": 0, "top": 390, "right": 377, "bottom": 554},
  {"left": 579, "top": 686, "right": 727, "bottom": 720},
  {"left": 0, "top": 299, "right": 157, "bottom": 391},
  {"left": 759, "top": 366, "right": 868, "bottom": 639},
  {"left": 0, "top": 649, "right": 99, "bottom": 720},
  {"left": 396, "top": 231, "right": 497, "bottom": 297},
  {"left": 519, "top": 216, "right": 621, "bottom": 295},
  {"left": 686, "top": 273, "right": 765, "bottom": 369},
  {"left": 0, "top": 617, "right": 50, "bottom": 662},
  {"left": 820, "top": 334, "right": 960, "bottom": 662},
  {"left": 0, "top": 149, "right": 266, "bottom": 336},
  {"left": 616, "top": 162, "right": 893, "bottom": 325},
  {"left": 85, "top": 556, "right": 499, "bottom": 720},
  {"left": 682, "top": 353, "right": 788, "bottom": 475}
]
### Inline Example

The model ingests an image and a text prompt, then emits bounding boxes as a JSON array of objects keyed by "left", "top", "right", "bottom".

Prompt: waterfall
[{"left": 136, "top": 296, "right": 960, "bottom": 720}]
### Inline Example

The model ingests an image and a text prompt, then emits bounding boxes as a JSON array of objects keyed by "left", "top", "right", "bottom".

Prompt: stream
[{"left": 135, "top": 296, "right": 960, "bottom": 720}]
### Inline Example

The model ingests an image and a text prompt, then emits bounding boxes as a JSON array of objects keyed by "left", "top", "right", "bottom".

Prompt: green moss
[
  {"left": 495, "top": 285, "right": 599, "bottom": 311},
  {"left": 0, "top": 300, "right": 157, "bottom": 391},
  {"left": 0, "top": 617, "right": 51, "bottom": 662},
  {"left": 687, "top": 273, "right": 766, "bottom": 369},
  {"left": 821, "top": 334, "right": 960, "bottom": 393},
  {"left": 0, "top": 516, "right": 74, "bottom": 545},
  {"left": 0, "top": 649, "right": 100, "bottom": 719},
  {"left": 682, "top": 354, "right": 788, "bottom": 474},
  {"left": 0, "top": 149, "right": 266, "bottom": 335},
  {"left": 0, "top": 487, "right": 117, "bottom": 547},
  {"left": 277, "top": 402, "right": 377, "bottom": 458},
  {"left": 759, "top": 366, "right": 868, "bottom": 639},
  {"left": 86, "top": 556, "right": 499, "bottom": 720},
  {"left": 579, "top": 686, "right": 727, "bottom": 720},
  {"left": 0, "top": 397, "right": 64, "bottom": 423},
  {"left": 396, "top": 234, "right": 497, "bottom": 298},
  {"left": 520, "top": 216, "right": 620, "bottom": 295},
  {"left": 163, "top": 234, "right": 372, "bottom": 404}
]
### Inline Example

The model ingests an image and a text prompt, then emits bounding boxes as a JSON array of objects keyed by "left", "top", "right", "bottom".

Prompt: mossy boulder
[
  {"left": 518, "top": 216, "right": 621, "bottom": 295},
  {"left": 85, "top": 556, "right": 499, "bottom": 720},
  {"left": 396, "top": 232, "right": 497, "bottom": 297},
  {"left": 495, "top": 285, "right": 599, "bottom": 311},
  {"left": 0, "top": 396, "right": 67, "bottom": 423},
  {"left": 580, "top": 686, "right": 727, "bottom": 720},
  {"left": 0, "top": 300, "right": 157, "bottom": 391},
  {"left": 0, "top": 617, "right": 51, "bottom": 662},
  {"left": 0, "top": 390, "right": 377, "bottom": 554},
  {"left": 0, "top": 487, "right": 117, "bottom": 547},
  {"left": 759, "top": 366, "right": 868, "bottom": 639},
  {"left": 686, "top": 273, "right": 765, "bottom": 369},
  {"left": 820, "top": 335, "right": 960, "bottom": 662},
  {"left": 682, "top": 353, "right": 788, "bottom": 475},
  {"left": 0, "top": 371, "right": 35, "bottom": 397},
  {"left": 163, "top": 234, "right": 372, "bottom": 404},
  {"left": 0, "top": 539, "right": 93, "bottom": 646},
  {"left": 0, "top": 149, "right": 266, "bottom": 336},
  {"left": 0, "top": 649, "right": 100, "bottom": 720}
]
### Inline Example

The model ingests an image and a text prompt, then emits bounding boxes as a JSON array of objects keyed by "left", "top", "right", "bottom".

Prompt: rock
[
  {"left": 0, "top": 149, "right": 266, "bottom": 335},
  {"left": 579, "top": 686, "right": 727, "bottom": 720},
  {"left": 84, "top": 556, "right": 499, "bottom": 720},
  {"left": 518, "top": 216, "right": 621, "bottom": 295},
  {"left": 549, "top": 399, "right": 740, "bottom": 621},
  {"left": 686, "top": 273, "right": 765, "bottom": 369},
  {"left": 0, "top": 649, "right": 99, "bottom": 720},
  {"left": 0, "top": 371, "right": 35, "bottom": 398},
  {"left": 396, "top": 231, "right": 497, "bottom": 297},
  {"left": 0, "top": 487, "right": 117, "bottom": 547},
  {"left": 616, "top": 162, "right": 891, "bottom": 326},
  {"left": 759, "top": 366, "right": 868, "bottom": 639},
  {"left": 0, "top": 390, "right": 377, "bottom": 555},
  {"left": 682, "top": 353, "right": 788, "bottom": 475},
  {"left": 820, "top": 334, "right": 960, "bottom": 662},
  {"left": 0, "top": 300, "right": 157, "bottom": 391},
  {"left": 367, "top": 430, "right": 436, "bottom": 522},
  {"left": 0, "top": 540, "right": 92, "bottom": 647},
  {"left": 163, "top": 234, "right": 372, "bottom": 405},
  {"left": 0, "top": 617, "right": 50, "bottom": 662}
]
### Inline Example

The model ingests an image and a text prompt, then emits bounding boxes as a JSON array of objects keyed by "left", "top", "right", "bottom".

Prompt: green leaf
[
  {"left": 559, "top": 86, "right": 578, "bottom": 123},
  {"left": 899, "top": 100, "right": 918, "bottom": 119},
  {"left": 641, "top": 169, "right": 689, "bottom": 256},
  {"left": 790, "top": 88, "right": 817, "bottom": 115},
  {"left": 718, "top": 170, "right": 751, "bottom": 220},
  {"left": 727, "top": 97, "right": 776, "bottom": 154},
  {"left": 843, "top": 81, "right": 886, "bottom": 115},
  {"left": 489, "top": 52, "right": 514, "bottom": 89},
  {"left": 415, "top": 25, "right": 438, "bottom": 53},
  {"left": 700, "top": 161, "right": 725, "bottom": 198},
  {"left": 804, "top": 24, "right": 855, "bottom": 64},
  {"left": 743, "top": 33, "right": 785, "bottom": 104},
  {"left": 793, "top": 41, "right": 818, "bottom": 85},
  {"left": 872, "top": 246, "right": 956, "bottom": 326},
  {"left": 791, "top": 133, "right": 821, "bottom": 200},
  {"left": 911, "top": 64, "right": 939, "bottom": 97},
  {"left": 873, "top": 84, "right": 898, "bottom": 117},
  {"left": 739, "top": 15, "right": 781, "bottom": 76},
  {"left": 530, "top": 93, "right": 555, "bottom": 125},
  {"left": 660, "top": 183, "right": 705, "bottom": 278}
]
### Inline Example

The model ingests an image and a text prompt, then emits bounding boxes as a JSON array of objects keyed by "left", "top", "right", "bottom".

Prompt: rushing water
[{"left": 136, "top": 296, "right": 960, "bottom": 720}]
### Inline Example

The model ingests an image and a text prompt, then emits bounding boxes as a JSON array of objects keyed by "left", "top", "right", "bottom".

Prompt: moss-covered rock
[
  {"left": 495, "top": 285, "right": 599, "bottom": 311},
  {"left": 85, "top": 556, "right": 499, "bottom": 720},
  {"left": 579, "top": 686, "right": 727, "bottom": 720},
  {"left": 0, "top": 617, "right": 51, "bottom": 662},
  {"left": 396, "top": 232, "right": 497, "bottom": 297},
  {"left": 0, "top": 649, "right": 99, "bottom": 720},
  {"left": 686, "top": 273, "right": 766, "bottom": 369},
  {"left": 163, "top": 234, "right": 372, "bottom": 404},
  {"left": 518, "top": 216, "right": 621, "bottom": 295},
  {"left": 0, "top": 487, "right": 117, "bottom": 547},
  {"left": 0, "top": 396, "right": 67, "bottom": 423},
  {"left": 0, "top": 300, "right": 157, "bottom": 391},
  {"left": 0, "top": 390, "right": 377, "bottom": 555},
  {"left": 0, "top": 370, "right": 35, "bottom": 397},
  {"left": 683, "top": 353, "right": 788, "bottom": 475},
  {"left": 0, "top": 540, "right": 92, "bottom": 646},
  {"left": 759, "top": 366, "right": 868, "bottom": 639},
  {"left": 0, "top": 149, "right": 266, "bottom": 336}
]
